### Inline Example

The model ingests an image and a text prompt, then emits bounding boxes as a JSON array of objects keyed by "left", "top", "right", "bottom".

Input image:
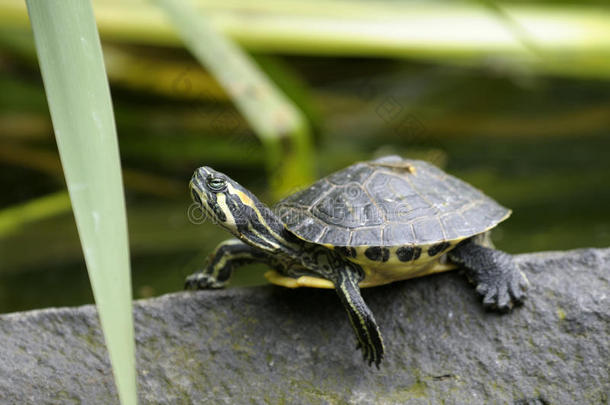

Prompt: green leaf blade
[{"left": 26, "top": 1, "right": 137, "bottom": 404}]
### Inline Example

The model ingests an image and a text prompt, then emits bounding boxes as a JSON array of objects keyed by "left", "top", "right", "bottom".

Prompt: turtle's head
[
  {"left": 190, "top": 166, "right": 291, "bottom": 251},
  {"left": 190, "top": 166, "right": 252, "bottom": 234}
]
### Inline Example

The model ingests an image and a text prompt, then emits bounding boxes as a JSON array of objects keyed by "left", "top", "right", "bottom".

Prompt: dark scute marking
[
  {"left": 396, "top": 246, "right": 414, "bottom": 262},
  {"left": 364, "top": 247, "right": 389, "bottom": 262},
  {"left": 413, "top": 247, "right": 422, "bottom": 260},
  {"left": 365, "top": 247, "right": 380, "bottom": 261},
  {"left": 428, "top": 242, "right": 451, "bottom": 256},
  {"left": 336, "top": 246, "right": 357, "bottom": 258}
]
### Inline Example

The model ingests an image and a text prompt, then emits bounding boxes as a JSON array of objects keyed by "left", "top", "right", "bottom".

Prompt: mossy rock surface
[{"left": 0, "top": 248, "right": 608, "bottom": 404}]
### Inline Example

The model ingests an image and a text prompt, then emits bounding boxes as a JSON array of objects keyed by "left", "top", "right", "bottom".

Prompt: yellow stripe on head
[
  {"left": 216, "top": 193, "right": 236, "bottom": 228},
  {"left": 226, "top": 184, "right": 253, "bottom": 205},
  {"left": 237, "top": 190, "right": 254, "bottom": 207}
]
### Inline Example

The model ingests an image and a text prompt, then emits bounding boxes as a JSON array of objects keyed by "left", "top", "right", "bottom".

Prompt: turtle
[{"left": 185, "top": 155, "right": 528, "bottom": 367}]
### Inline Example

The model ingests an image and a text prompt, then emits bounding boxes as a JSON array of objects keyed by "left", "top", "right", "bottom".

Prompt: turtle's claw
[
  {"left": 477, "top": 266, "right": 528, "bottom": 312},
  {"left": 355, "top": 336, "right": 383, "bottom": 369},
  {"left": 184, "top": 273, "right": 227, "bottom": 290}
]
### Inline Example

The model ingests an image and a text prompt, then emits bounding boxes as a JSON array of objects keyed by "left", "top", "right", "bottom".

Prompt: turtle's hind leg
[
  {"left": 333, "top": 268, "right": 385, "bottom": 368},
  {"left": 448, "top": 238, "right": 529, "bottom": 311},
  {"left": 185, "top": 238, "right": 269, "bottom": 289}
]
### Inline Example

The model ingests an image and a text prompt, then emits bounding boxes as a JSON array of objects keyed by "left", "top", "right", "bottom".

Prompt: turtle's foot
[
  {"left": 184, "top": 272, "right": 227, "bottom": 290},
  {"left": 334, "top": 268, "right": 385, "bottom": 368},
  {"left": 449, "top": 239, "right": 529, "bottom": 313},
  {"left": 474, "top": 262, "right": 529, "bottom": 312},
  {"left": 356, "top": 335, "right": 384, "bottom": 369}
]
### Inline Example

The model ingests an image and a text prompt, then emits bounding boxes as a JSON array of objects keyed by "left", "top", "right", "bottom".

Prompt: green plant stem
[{"left": 154, "top": 0, "right": 314, "bottom": 197}]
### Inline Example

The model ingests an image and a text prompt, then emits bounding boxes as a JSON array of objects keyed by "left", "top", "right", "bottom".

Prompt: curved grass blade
[{"left": 154, "top": 0, "right": 314, "bottom": 198}]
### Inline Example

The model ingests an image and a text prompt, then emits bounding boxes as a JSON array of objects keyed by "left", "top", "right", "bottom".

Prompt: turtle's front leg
[
  {"left": 185, "top": 238, "right": 270, "bottom": 289},
  {"left": 333, "top": 268, "right": 385, "bottom": 368},
  {"left": 448, "top": 238, "right": 529, "bottom": 311}
]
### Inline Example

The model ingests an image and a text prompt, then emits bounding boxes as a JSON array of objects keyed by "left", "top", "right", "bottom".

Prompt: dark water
[
  {"left": 1, "top": 132, "right": 608, "bottom": 313},
  {"left": 1, "top": 55, "right": 609, "bottom": 313}
]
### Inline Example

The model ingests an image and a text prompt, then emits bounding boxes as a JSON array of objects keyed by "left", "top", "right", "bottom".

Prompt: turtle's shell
[{"left": 275, "top": 156, "right": 510, "bottom": 247}]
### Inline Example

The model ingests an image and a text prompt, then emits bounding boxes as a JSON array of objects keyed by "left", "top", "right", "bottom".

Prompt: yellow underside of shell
[
  {"left": 265, "top": 231, "right": 498, "bottom": 289},
  {"left": 264, "top": 260, "right": 458, "bottom": 289}
]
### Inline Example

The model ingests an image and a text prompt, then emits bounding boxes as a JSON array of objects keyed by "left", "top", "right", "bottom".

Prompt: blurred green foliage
[{"left": 0, "top": 0, "right": 609, "bottom": 314}]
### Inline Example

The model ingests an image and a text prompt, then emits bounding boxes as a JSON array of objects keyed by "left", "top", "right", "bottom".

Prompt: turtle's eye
[{"left": 207, "top": 176, "right": 227, "bottom": 192}]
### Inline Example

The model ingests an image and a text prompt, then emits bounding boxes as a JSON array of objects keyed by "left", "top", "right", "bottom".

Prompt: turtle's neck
[{"left": 227, "top": 190, "right": 302, "bottom": 256}]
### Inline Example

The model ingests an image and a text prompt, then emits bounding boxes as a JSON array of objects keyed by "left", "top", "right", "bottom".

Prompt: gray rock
[{"left": 0, "top": 248, "right": 608, "bottom": 404}]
